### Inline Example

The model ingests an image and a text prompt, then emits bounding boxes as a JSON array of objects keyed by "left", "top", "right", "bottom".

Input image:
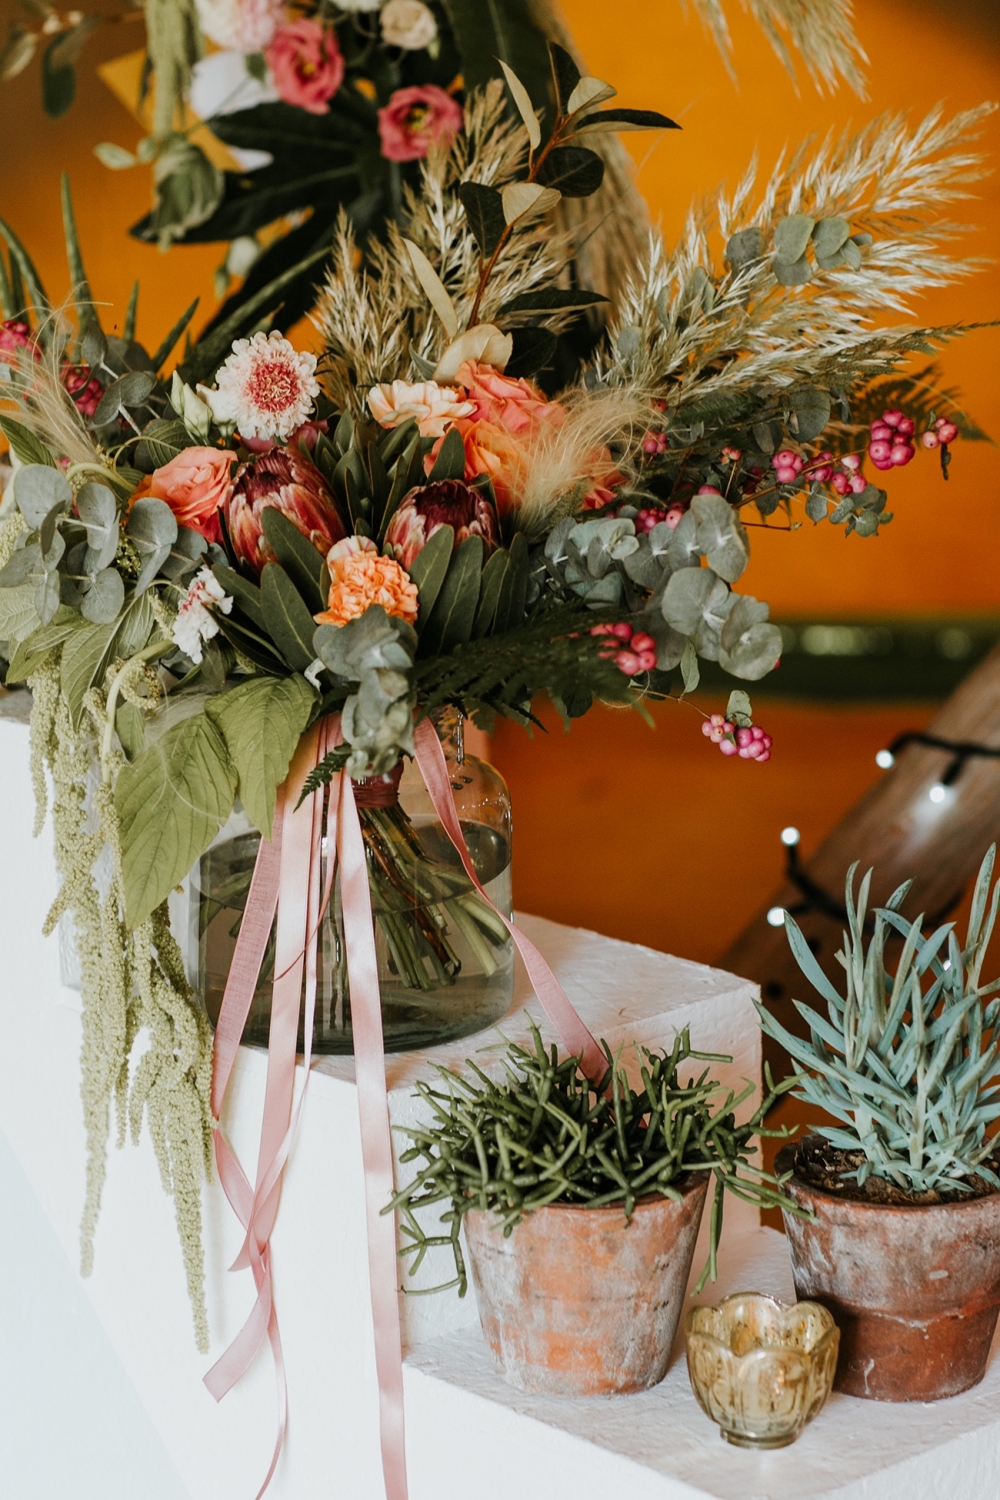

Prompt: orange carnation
[{"left": 315, "top": 536, "right": 419, "bottom": 627}]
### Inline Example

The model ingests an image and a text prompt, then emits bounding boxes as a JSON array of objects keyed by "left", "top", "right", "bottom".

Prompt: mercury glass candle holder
[{"left": 685, "top": 1292, "right": 839, "bottom": 1449}]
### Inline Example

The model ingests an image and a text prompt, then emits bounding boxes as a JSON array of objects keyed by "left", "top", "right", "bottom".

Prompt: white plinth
[{"left": 2, "top": 697, "right": 999, "bottom": 1500}]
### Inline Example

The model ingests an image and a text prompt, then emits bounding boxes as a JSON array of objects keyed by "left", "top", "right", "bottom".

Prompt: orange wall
[{"left": 2, "top": 0, "right": 998, "bottom": 962}]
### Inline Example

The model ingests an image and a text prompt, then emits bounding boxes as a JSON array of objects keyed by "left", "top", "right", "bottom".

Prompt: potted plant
[
  {"left": 761, "top": 845, "right": 1000, "bottom": 1402},
  {"left": 389, "top": 1022, "right": 797, "bottom": 1396}
]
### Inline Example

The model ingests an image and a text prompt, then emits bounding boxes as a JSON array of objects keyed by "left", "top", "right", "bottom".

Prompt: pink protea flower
[
  {"left": 265, "top": 18, "right": 345, "bottom": 115},
  {"left": 225, "top": 448, "right": 346, "bottom": 575},
  {"left": 315, "top": 536, "right": 419, "bottom": 627},
  {"left": 384, "top": 479, "right": 500, "bottom": 570},
  {"left": 377, "top": 85, "right": 463, "bottom": 163},
  {"left": 62, "top": 363, "right": 104, "bottom": 419},
  {"left": 195, "top": 0, "right": 284, "bottom": 52},
  {"left": 206, "top": 330, "right": 319, "bottom": 443}
]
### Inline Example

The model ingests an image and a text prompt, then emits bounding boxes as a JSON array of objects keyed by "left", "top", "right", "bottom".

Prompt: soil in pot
[
  {"left": 776, "top": 1136, "right": 1000, "bottom": 1402},
  {"left": 463, "top": 1175, "right": 709, "bottom": 1398}
]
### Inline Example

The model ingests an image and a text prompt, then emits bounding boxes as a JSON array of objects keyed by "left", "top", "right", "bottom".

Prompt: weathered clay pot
[
  {"left": 463, "top": 1175, "right": 709, "bottom": 1397},
  {"left": 776, "top": 1137, "right": 1000, "bottom": 1401}
]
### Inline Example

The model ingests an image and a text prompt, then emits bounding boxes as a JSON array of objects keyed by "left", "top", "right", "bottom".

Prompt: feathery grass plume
[
  {"left": 314, "top": 82, "right": 576, "bottom": 411},
  {"left": 684, "top": 0, "right": 867, "bottom": 95},
  {"left": 506, "top": 385, "right": 652, "bottom": 539},
  {"left": 595, "top": 103, "right": 996, "bottom": 407}
]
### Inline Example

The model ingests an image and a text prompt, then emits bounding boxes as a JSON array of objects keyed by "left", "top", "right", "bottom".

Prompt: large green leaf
[
  {"left": 60, "top": 174, "right": 92, "bottom": 319},
  {"left": 4, "top": 612, "right": 82, "bottom": 684},
  {"left": 213, "top": 565, "right": 265, "bottom": 630},
  {"left": 0, "top": 417, "right": 55, "bottom": 469},
  {"left": 60, "top": 619, "right": 118, "bottom": 725},
  {"left": 206, "top": 674, "right": 316, "bottom": 838},
  {"left": 408, "top": 525, "right": 454, "bottom": 630},
  {"left": 260, "top": 562, "right": 318, "bottom": 672},
  {"left": 261, "top": 508, "right": 327, "bottom": 613},
  {"left": 472, "top": 546, "right": 508, "bottom": 637},
  {"left": 442, "top": 0, "right": 554, "bottom": 112},
  {"left": 493, "top": 532, "right": 529, "bottom": 634},
  {"left": 0, "top": 585, "right": 41, "bottom": 646},
  {"left": 420, "top": 536, "right": 484, "bottom": 654},
  {"left": 116, "top": 713, "right": 237, "bottom": 929}
]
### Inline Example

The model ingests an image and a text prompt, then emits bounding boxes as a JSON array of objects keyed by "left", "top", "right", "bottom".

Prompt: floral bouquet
[{"left": 0, "top": 37, "right": 989, "bottom": 1354}]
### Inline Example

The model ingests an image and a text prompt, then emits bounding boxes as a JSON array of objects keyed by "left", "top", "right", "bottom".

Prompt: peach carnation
[
  {"left": 315, "top": 536, "right": 419, "bottom": 627},
  {"left": 368, "top": 379, "right": 474, "bottom": 438}
]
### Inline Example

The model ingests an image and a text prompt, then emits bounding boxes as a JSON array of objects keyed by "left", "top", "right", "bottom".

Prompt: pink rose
[
  {"left": 377, "top": 85, "right": 463, "bottom": 163},
  {"left": 150, "top": 447, "right": 236, "bottom": 543},
  {"left": 265, "top": 19, "right": 345, "bottom": 116},
  {"left": 456, "top": 360, "right": 562, "bottom": 436}
]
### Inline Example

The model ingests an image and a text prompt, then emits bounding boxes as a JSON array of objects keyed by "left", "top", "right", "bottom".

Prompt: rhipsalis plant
[
  {"left": 760, "top": 846, "right": 1000, "bottom": 1197},
  {"left": 386, "top": 1022, "right": 800, "bottom": 1295}
]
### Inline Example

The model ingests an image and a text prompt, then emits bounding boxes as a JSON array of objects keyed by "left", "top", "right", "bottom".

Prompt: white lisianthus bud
[
  {"left": 170, "top": 371, "right": 215, "bottom": 443},
  {"left": 380, "top": 0, "right": 438, "bottom": 49}
]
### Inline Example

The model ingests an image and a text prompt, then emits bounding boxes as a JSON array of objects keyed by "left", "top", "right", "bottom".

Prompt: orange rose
[
  {"left": 426, "top": 418, "right": 520, "bottom": 512},
  {"left": 456, "top": 360, "right": 562, "bottom": 436},
  {"left": 149, "top": 447, "right": 236, "bottom": 543}
]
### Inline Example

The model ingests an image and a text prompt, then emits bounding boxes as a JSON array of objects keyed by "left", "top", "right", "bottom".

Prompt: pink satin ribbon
[{"left": 206, "top": 714, "right": 604, "bottom": 1500}]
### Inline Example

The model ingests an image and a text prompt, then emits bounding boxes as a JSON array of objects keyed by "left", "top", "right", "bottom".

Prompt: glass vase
[{"left": 192, "top": 715, "right": 515, "bottom": 1054}]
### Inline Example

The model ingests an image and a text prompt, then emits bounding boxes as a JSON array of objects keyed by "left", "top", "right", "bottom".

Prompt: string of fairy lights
[{"left": 765, "top": 731, "right": 1000, "bottom": 930}]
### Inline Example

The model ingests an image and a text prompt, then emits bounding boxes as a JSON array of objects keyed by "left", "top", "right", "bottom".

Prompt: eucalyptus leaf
[
  {"left": 691, "top": 494, "right": 749, "bottom": 583},
  {"left": 661, "top": 567, "right": 729, "bottom": 639},
  {"left": 80, "top": 567, "right": 125, "bottom": 625},
  {"left": 774, "top": 214, "right": 816, "bottom": 265},
  {"left": 76, "top": 482, "right": 120, "bottom": 572},
  {"left": 116, "top": 712, "right": 237, "bottom": 929},
  {"left": 719, "top": 595, "right": 782, "bottom": 680},
  {"left": 159, "top": 526, "right": 208, "bottom": 582},
  {"left": 12, "top": 464, "right": 72, "bottom": 528},
  {"left": 666, "top": 509, "right": 701, "bottom": 571},
  {"left": 812, "top": 217, "right": 851, "bottom": 260},
  {"left": 93, "top": 369, "right": 156, "bottom": 425},
  {"left": 127, "top": 497, "right": 178, "bottom": 594},
  {"left": 790, "top": 387, "right": 832, "bottom": 442},
  {"left": 725, "top": 227, "right": 765, "bottom": 272},
  {"left": 774, "top": 254, "right": 812, "bottom": 288}
]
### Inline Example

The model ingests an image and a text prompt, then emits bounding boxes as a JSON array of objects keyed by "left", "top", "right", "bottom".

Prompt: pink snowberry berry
[
  {"left": 890, "top": 443, "right": 914, "bottom": 466},
  {"left": 869, "top": 422, "right": 893, "bottom": 443},
  {"left": 663, "top": 504, "right": 685, "bottom": 529},
  {"left": 921, "top": 430, "right": 940, "bottom": 450},
  {"left": 849, "top": 473, "right": 868, "bottom": 494},
  {"left": 809, "top": 451, "right": 834, "bottom": 482},
  {"left": 610, "top": 622, "right": 633, "bottom": 640},
  {"left": 830, "top": 471, "right": 851, "bottom": 496},
  {"left": 895, "top": 416, "right": 915, "bottom": 438},
  {"left": 697, "top": 484, "right": 722, "bottom": 496},
  {"left": 882, "top": 409, "right": 904, "bottom": 429},
  {"left": 869, "top": 438, "right": 893, "bottom": 465},
  {"left": 721, "top": 446, "right": 742, "bottom": 463},
  {"left": 614, "top": 650, "right": 643, "bottom": 675},
  {"left": 630, "top": 632, "right": 656, "bottom": 654},
  {"left": 590, "top": 624, "right": 616, "bottom": 637},
  {"left": 642, "top": 431, "right": 667, "bottom": 456},
  {"left": 718, "top": 736, "right": 739, "bottom": 757},
  {"left": 936, "top": 420, "right": 959, "bottom": 445},
  {"left": 841, "top": 453, "right": 862, "bottom": 472}
]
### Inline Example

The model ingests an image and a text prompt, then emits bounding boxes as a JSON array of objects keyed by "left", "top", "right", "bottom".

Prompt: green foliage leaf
[
  {"left": 60, "top": 619, "right": 118, "bottom": 725},
  {"left": 790, "top": 387, "right": 832, "bottom": 442},
  {"left": 261, "top": 507, "right": 327, "bottom": 613},
  {"left": 428, "top": 427, "right": 466, "bottom": 483},
  {"left": 725, "top": 689, "right": 753, "bottom": 727},
  {"left": 498, "top": 58, "right": 541, "bottom": 150},
  {"left": 206, "top": 674, "right": 316, "bottom": 838},
  {"left": 12, "top": 465, "right": 72, "bottom": 528},
  {"left": 260, "top": 562, "right": 318, "bottom": 671},
  {"left": 93, "top": 370, "right": 156, "bottom": 426},
  {"left": 0, "top": 419, "right": 56, "bottom": 470},
  {"left": 77, "top": 482, "right": 119, "bottom": 572},
  {"left": 506, "top": 325, "right": 557, "bottom": 378},
  {"left": 0, "top": 585, "right": 40, "bottom": 646},
  {"left": 151, "top": 297, "right": 200, "bottom": 371},
  {"left": 535, "top": 145, "right": 605, "bottom": 197},
  {"left": 41, "top": 36, "right": 75, "bottom": 119},
  {"left": 458, "top": 181, "right": 507, "bottom": 259},
  {"left": 499, "top": 287, "right": 607, "bottom": 317},
  {"left": 812, "top": 217, "right": 851, "bottom": 260},
  {"left": 548, "top": 41, "right": 580, "bottom": 113},
  {"left": 574, "top": 107, "right": 680, "bottom": 134},
  {"left": 472, "top": 546, "right": 508, "bottom": 636},
  {"left": 493, "top": 531, "right": 529, "bottom": 634},
  {"left": 213, "top": 565, "right": 265, "bottom": 630},
  {"left": 725, "top": 228, "right": 765, "bottom": 272},
  {"left": 774, "top": 214, "right": 816, "bottom": 265},
  {"left": 0, "top": 218, "right": 49, "bottom": 321},
  {"left": 80, "top": 567, "right": 125, "bottom": 625},
  {"left": 774, "top": 254, "right": 812, "bottom": 287},
  {"left": 420, "top": 535, "right": 484, "bottom": 654},
  {"left": 117, "top": 713, "right": 237, "bottom": 929},
  {"left": 679, "top": 638, "right": 700, "bottom": 695},
  {"left": 408, "top": 524, "right": 455, "bottom": 629},
  {"left": 691, "top": 494, "right": 749, "bottom": 584},
  {"left": 126, "top": 497, "right": 178, "bottom": 594}
]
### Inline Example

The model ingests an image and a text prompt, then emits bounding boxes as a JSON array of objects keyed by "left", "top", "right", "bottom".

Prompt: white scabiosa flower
[
  {"left": 208, "top": 330, "right": 320, "bottom": 442},
  {"left": 381, "top": 0, "right": 438, "bottom": 50},
  {"left": 172, "top": 568, "right": 233, "bottom": 664}
]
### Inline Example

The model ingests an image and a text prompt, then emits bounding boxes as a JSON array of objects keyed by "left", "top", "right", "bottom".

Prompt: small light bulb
[
  {"left": 780, "top": 826, "right": 800, "bottom": 847},
  {"left": 767, "top": 906, "right": 787, "bottom": 928},
  {"left": 875, "top": 749, "right": 894, "bottom": 769},
  {"left": 929, "top": 783, "right": 948, "bottom": 804}
]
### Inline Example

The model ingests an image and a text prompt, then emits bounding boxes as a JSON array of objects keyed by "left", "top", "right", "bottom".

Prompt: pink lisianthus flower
[
  {"left": 368, "top": 379, "right": 474, "bottom": 438},
  {"left": 455, "top": 360, "right": 562, "bottom": 436},
  {"left": 377, "top": 85, "right": 463, "bottom": 162},
  {"left": 265, "top": 18, "right": 345, "bottom": 115},
  {"left": 383, "top": 479, "right": 500, "bottom": 570},
  {"left": 225, "top": 448, "right": 346, "bottom": 575},
  {"left": 150, "top": 446, "right": 237, "bottom": 544}
]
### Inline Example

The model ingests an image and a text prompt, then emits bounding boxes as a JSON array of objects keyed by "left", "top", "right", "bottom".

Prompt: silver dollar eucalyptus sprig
[{"left": 760, "top": 846, "right": 1000, "bottom": 1197}]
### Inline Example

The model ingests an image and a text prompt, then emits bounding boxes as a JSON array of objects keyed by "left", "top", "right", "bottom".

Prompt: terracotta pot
[
  {"left": 463, "top": 1175, "right": 709, "bottom": 1397},
  {"left": 776, "top": 1138, "right": 1000, "bottom": 1401}
]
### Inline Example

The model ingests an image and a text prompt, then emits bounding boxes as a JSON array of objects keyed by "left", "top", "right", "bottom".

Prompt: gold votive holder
[{"left": 685, "top": 1292, "right": 839, "bottom": 1450}]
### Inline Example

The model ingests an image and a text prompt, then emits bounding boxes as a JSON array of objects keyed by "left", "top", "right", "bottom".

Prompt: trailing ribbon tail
[{"left": 413, "top": 716, "right": 607, "bottom": 1085}]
